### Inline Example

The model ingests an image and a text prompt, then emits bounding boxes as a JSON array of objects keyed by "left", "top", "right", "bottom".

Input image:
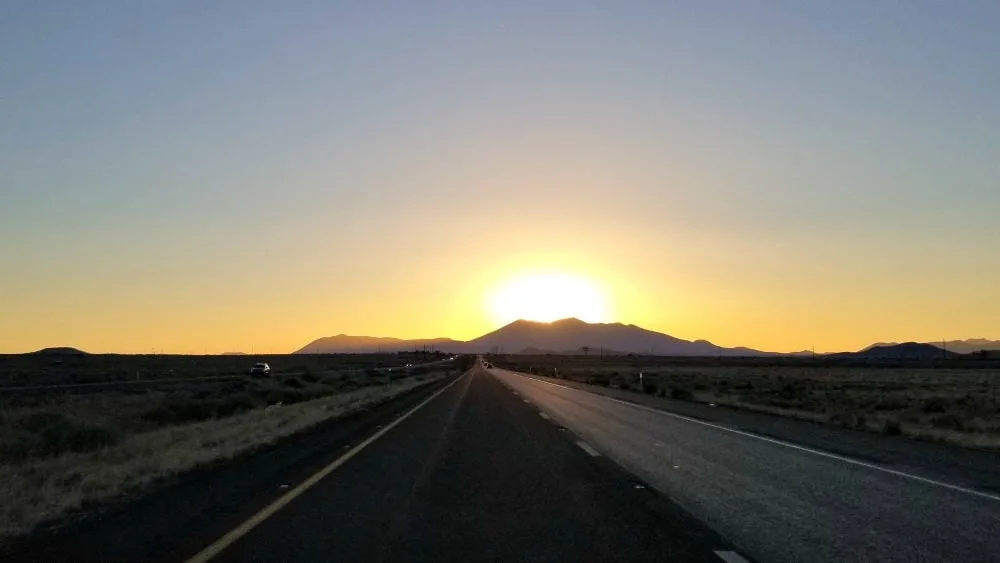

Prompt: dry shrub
[{"left": 0, "top": 374, "right": 444, "bottom": 540}]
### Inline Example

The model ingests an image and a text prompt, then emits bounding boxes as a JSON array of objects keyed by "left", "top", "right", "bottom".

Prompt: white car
[{"left": 249, "top": 362, "right": 271, "bottom": 376}]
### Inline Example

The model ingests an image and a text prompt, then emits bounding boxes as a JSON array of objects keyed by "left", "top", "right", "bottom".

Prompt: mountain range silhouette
[{"left": 294, "top": 318, "right": 1000, "bottom": 356}]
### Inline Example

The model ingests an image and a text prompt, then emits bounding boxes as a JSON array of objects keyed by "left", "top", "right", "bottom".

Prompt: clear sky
[{"left": 2, "top": 1, "right": 998, "bottom": 354}]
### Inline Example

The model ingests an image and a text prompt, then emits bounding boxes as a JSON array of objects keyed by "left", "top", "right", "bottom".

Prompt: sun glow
[{"left": 488, "top": 272, "right": 611, "bottom": 326}]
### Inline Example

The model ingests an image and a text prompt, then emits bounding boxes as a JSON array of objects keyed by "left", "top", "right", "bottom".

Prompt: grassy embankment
[
  {"left": 0, "top": 357, "right": 455, "bottom": 541},
  {"left": 490, "top": 355, "right": 1000, "bottom": 449}
]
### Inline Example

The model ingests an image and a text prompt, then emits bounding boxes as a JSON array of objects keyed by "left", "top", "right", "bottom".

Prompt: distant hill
[
  {"left": 840, "top": 342, "right": 958, "bottom": 359},
  {"left": 467, "top": 318, "right": 769, "bottom": 355},
  {"left": 940, "top": 339, "right": 1000, "bottom": 354},
  {"left": 295, "top": 334, "right": 462, "bottom": 354},
  {"left": 295, "top": 318, "right": 773, "bottom": 356},
  {"left": 28, "top": 347, "right": 87, "bottom": 356},
  {"left": 859, "top": 339, "right": 1000, "bottom": 356},
  {"left": 294, "top": 320, "right": 996, "bottom": 357}
]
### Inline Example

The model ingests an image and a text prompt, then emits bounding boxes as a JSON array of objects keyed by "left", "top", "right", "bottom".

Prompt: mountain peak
[
  {"left": 30, "top": 347, "right": 87, "bottom": 355},
  {"left": 468, "top": 318, "right": 769, "bottom": 356},
  {"left": 551, "top": 317, "right": 586, "bottom": 325},
  {"left": 853, "top": 342, "right": 956, "bottom": 359},
  {"left": 507, "top": 317, "right": 587, "bottom": 326}
]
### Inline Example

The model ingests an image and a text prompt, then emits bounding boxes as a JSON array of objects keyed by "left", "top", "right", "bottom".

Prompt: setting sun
[{"left": 487, "top": 272, "right": 612, "bottom": 326}]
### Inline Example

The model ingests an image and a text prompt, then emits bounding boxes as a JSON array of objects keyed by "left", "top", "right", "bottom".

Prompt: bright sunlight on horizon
[{"left": 487, "top": 273, "right": 613, "bottom": 327}]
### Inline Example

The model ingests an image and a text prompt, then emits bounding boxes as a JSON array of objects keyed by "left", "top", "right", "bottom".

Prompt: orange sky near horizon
[
  {"left": 3, "top": 3, "right": 999, "bottom": 355},
  {"left": 3, "top": 230, "right": 997, "bottom": 355}
]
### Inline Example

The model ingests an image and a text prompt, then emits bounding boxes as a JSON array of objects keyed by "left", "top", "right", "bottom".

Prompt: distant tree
[{"left": 582, "top": 346, "right": 591, "bottom": 356}]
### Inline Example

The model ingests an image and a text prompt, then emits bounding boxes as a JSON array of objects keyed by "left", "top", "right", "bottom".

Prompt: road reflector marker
[
  {"left": 714, "top": 550, "right": 750, "bottom": 563},
  {"left": 576, "top": 440, "right": 601, "bottom": 457},
  {"left": 185, "top": 372, "right": 469, "bottom": 563}
]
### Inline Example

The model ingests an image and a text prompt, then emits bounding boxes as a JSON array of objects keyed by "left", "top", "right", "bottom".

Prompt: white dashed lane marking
[
  {"left": 714, "top": 550, "right": 750, "bottom": 563},
  {"left": 509, "top": 371, "right": 1000, "bottom": 503},
  {"left": 576, "top": 440, "right": 601, "bottom": 457}
]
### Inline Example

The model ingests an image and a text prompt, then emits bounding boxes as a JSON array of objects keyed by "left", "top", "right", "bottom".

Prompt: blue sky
[{"left": 2, "top": 1, "right": 998, "bottom": 353}]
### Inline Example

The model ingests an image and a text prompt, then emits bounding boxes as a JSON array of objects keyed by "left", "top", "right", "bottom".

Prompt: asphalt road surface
[
  {"left": 11, "top": 362, "right": 995, "bottom": 562},
  {"left": 491, "top": 368, "right": 1000, "bottom": 563},
  {"left": 193, "top": 366, "right": 743, "bottom": 562}
]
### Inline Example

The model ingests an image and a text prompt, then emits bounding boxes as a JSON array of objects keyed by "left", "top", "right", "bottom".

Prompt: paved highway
[
  {"left": 189, "top": 365, "right": 743, "bottom": 562},
  {"left": 9, "top": 361, "right": 996, "bottom": 562},
  {"left": 491, "top": 368, "right": 1000, "bottom": 563}
]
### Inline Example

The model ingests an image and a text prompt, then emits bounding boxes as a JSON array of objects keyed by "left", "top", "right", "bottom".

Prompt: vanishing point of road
[
  {"left": 194, "top": 364, "right": 741, "bottom": 563},
  {"left": 8, "top": 362, "right": 1000, "bottom": 562}
]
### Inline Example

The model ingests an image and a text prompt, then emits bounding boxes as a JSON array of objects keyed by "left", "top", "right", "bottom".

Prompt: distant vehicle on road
[{"left": 249, "top": 363, "right": 271, "bottom": 376}]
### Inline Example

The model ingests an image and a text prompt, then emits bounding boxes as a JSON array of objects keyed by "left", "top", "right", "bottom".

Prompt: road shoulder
[{"left": 499, "top": 370, "right": 1000, "bottom": 493}]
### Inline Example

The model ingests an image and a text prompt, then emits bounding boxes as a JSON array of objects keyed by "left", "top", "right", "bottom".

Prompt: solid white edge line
[
  {"left": 498, "top": 370, "right": 1000, "bottom": 503},
  {"left": 185, "top": 372, "right": 470, "bottom": 563},
  {"left": 714, "top": 550, "right": 750, "bottom": 563},
  {"left": 576, "top": 440, "right": 601, "bottom": 457}
]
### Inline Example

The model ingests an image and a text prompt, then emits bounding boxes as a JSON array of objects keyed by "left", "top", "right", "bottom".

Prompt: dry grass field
[
  {"left": 490, "top": 355, "right": 1000, "bottom": 449},
  {"left": 0, "top": 351, "right": 441, "bottom": 388},
  {"left": 0, "top": 352, "right": 458, "bottom": 540}
]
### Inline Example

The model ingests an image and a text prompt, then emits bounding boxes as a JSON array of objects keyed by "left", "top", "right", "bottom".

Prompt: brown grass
[
  {"left": 491, "top": 355, "right": 1000, "bottom": 450},
  {"left": 0, "top": 374, "right": 444, "bottom": 541},
  {"left": 0, "top": 351, "right": 451, "bottom": 387}
]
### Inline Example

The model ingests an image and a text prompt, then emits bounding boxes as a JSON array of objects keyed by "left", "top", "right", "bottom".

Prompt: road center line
[
  {"left": 185, "top": 372, "right": 470, "bottom": 563},
  {"left": 500, "top": 370, "right": 1000, "bottom": 503}
]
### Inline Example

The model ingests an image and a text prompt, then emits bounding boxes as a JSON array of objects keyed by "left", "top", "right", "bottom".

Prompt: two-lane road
[
  {"left": 13, "top": 363, "right": 995, "bottom": 562},
  {"left": 491, "top": 368, "right": 1000, "bottom": 563},
  {"left": 191, "top": 366, "right": 741, "bottom": 562}
]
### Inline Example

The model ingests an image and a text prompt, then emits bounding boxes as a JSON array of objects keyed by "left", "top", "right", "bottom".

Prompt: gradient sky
[{"left": 2, "top": 1, "right": 999, "bottom": 354}]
